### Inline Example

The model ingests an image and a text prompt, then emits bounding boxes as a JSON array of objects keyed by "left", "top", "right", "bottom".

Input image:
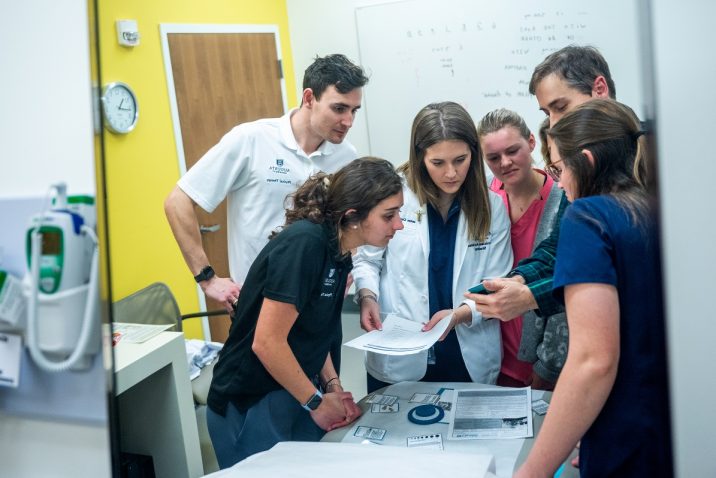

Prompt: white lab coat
[{"left": 352, "top": 184, "right": 513, "bottom": 384}]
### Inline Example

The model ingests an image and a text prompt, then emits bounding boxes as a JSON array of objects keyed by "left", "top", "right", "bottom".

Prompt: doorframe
[{"left": 159, "top": 24, "right": 288, "bottom": 339}]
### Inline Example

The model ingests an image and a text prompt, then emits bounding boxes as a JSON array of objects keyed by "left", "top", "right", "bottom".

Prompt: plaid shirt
[{"left": 509, "top": 196, "right": 569, "bottom": 317}]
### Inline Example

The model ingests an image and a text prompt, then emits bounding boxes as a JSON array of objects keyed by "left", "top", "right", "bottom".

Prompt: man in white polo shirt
[{"left": 165, "top": 54, "right": 368, "bottom": 312}]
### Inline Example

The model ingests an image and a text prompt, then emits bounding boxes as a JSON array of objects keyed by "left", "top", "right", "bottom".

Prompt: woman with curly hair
[{"left": 206, "top": 157, "right": 404, "bottom": 468}]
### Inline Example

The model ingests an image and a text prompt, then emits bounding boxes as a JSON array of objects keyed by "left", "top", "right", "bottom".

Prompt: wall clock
[{"left": 100, "top": 82, "right": 138, "bottom": 134}]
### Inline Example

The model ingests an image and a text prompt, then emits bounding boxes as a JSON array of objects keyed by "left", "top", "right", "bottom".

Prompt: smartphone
[{"left": 468, "top": 283, "right": 492, "bottom": 294}]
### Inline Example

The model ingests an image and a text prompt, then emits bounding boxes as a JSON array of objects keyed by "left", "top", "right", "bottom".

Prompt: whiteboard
[{"left": 355, "top": 0, "right": 643, "bottom": 166}]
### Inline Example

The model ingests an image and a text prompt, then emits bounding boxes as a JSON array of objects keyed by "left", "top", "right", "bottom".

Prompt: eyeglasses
[{"left": 545, "top": 159, "right": 564, "bottom": 182}]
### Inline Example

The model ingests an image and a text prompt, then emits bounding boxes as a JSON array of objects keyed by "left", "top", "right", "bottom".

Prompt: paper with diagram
[
  {"left": 447, "top": 387, "right": 533, "bottom": 440},
  {"left": 343, "top": 313, "right": 452, "bottom": 355}
]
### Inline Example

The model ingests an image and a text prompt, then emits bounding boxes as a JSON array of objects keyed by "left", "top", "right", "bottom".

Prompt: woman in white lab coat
[{"left": 353, "top": 102, "right": 513, "bottom": 392}]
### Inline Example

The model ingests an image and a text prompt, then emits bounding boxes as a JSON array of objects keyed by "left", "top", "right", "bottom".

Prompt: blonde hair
[{"left": 476, "top": 108, "right": 531, "bottom": 141}]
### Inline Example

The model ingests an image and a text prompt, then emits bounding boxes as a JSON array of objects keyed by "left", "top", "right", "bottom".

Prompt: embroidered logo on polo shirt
[
  {"left": 266, "top": 158, "right": 293, "bottom": 184},
  {"left": 321, "top": 268, "right": 338, "bottom": 297},
  {"left": 269, "top": 158, "right": 290, "bottom": 175}
]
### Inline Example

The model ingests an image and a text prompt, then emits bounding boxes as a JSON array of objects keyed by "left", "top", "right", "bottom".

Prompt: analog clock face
[{"left": 101, "top": 82, "right": 138, "bottom": 134}]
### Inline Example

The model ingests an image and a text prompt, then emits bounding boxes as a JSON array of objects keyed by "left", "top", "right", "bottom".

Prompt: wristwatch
[
  {"left": 194, "top": 265, "right": 215, "bottom": 283},
  {"left": 302, "top": 390, "right": 323, "bottom": 411}
]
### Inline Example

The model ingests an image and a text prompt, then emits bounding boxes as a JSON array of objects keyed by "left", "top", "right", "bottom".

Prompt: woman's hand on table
[{"left": 310, "top": 391, "right": 362, "bottom": 431}]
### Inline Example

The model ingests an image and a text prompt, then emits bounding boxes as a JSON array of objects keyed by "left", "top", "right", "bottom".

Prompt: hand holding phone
[{"left": 468, "top": 283, "right": 493, "bottom": 295}]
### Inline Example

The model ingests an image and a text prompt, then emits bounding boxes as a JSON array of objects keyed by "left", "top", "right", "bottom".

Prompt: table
[
  {"left": 114, "top": 331, "right": 203, "bottom": 478},
  {"left": 324, "top": 381, "right": 579, "bottom": 478},
  {"left": 204, "top": 441, "right": 495, "bottom": 478}
]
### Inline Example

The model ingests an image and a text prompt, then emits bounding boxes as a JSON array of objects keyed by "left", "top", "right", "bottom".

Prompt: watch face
[
  {"left": 101, "top": 82, "right": 138, "bottom": 134},
  {"left": 307, "top": 393, "right": 323, "bottom": 411}
]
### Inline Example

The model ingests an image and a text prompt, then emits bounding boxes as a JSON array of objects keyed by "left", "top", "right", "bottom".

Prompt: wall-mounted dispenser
[{"left": 23, "top": 183, "right": 100, "bottom": 372}]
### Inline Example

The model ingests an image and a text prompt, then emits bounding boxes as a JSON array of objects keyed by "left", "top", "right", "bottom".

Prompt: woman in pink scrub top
[{"left": 478, "top": 111, "right": 567, "bottom": 390}]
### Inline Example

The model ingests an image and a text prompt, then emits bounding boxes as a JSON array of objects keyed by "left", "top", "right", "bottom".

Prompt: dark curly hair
[{"left": 269, "top": 157, "right": 402, "bottom": 239}]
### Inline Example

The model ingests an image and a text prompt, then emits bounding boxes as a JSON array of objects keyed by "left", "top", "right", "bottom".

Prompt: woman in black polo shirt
[{"left": 206, "top": 157, "right": 404, "bottom": 468}]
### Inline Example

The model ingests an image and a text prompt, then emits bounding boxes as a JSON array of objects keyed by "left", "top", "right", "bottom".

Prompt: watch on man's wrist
[
  {"left": 302, "top": 389, "right": 323, "bottom": 411},
  {"left": 194, "top": 265, "right": 215, "bottom": 283}
]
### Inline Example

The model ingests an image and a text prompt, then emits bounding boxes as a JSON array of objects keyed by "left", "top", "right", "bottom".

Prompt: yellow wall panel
[{"left": 97, "top": 0, "right": 296, "bottom": 338}]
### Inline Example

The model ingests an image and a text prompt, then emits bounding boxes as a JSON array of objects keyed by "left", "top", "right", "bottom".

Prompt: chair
[
  {"left": 112, "top": 282, "right": 182, "bottom": 331},
  {"left": 112, "top": 281, "right": 226, "bottom": 331}
]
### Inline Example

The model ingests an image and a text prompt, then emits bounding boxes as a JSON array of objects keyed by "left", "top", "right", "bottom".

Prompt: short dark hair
[
  {"left": 302, "top": 54, "right": 369, "bottom": 100},
  {"left": 529, "top": 45, "right": 616, "bottom": 99}
]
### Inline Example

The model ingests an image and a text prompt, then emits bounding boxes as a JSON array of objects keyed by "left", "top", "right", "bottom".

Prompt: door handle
[{"left": 199, "top": 224, "right": 221, "bottom": 234}]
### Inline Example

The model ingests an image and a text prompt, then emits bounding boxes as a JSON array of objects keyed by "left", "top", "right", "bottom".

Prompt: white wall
[
  {"left": 0, "top": 0, "right": 96, "bottom": 198},
  {"left": 0, "top": 1, "right": 112, "bottom": 476},
  {"left": 652, "top": 1, "right": 716, "bottom": 476},
  {"left": 286, "top": 0, "right": 387, "bottom": 157}
]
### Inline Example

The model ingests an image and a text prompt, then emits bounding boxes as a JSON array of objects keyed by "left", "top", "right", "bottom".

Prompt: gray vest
[{"left": 517, "top": 183, "right": 568, "bottom": 383}]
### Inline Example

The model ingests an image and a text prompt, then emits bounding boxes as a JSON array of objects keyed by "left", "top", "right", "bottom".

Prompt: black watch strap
[{"left": 194, "top": 265, "right": 215, "bottom": 283}]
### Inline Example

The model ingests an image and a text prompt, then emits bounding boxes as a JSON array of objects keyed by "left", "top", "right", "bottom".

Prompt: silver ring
[{"left": 232, "top": 298, "right": 239, "bottom": 306}]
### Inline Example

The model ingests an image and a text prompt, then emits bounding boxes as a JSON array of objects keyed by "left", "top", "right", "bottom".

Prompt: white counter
[{"left": 114, "top": 331, "right": 203, "bottom": 478}]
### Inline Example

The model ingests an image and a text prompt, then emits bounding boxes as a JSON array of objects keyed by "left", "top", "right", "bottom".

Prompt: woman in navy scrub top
[{"left": 515, "top": 100, "right": 672, "bottom": 478}]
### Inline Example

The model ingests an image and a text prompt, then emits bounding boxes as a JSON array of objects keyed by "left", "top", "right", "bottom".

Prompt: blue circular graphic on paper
[{"left": 407, "top": 404, "right": 444, "bottom": 425}]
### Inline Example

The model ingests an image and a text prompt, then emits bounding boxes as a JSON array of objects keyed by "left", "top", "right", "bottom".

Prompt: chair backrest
[{"left": 112, "top": 282, "right": 182, "bottom": 332}]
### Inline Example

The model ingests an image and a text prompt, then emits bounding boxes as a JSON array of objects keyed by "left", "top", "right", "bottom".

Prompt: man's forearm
[
  {"left": 164, "top": 186, "right": 211, "bottom": 275},
  {"left": 526, "top": 278, "right": 564, "bottom": 317}
]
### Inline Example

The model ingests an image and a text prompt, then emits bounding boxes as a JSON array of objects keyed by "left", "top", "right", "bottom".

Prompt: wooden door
[{"left": 166, "top": 31, "right": 285, "bottom": 342}]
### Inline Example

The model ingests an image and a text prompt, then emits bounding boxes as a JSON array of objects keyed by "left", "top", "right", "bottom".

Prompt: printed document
[
  {"left": 447, "top": 388, "right": 533, "bottom": 440},
  {"left": 344, "top": 313, "right": 451, "bottom": 355},
  {"left": 112, "top": 322, "right": 172, "bottom": 344}
]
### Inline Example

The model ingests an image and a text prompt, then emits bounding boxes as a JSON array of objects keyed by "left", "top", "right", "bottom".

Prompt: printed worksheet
[
  {"left": 343, "top": 313, "right": 451, "bottom": 355},
  {"left": 447, "top": 387, "right": 533, "bottom": 440},
  {"left": 112, "top": 322, "right": 173, "bottom": 344}
]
